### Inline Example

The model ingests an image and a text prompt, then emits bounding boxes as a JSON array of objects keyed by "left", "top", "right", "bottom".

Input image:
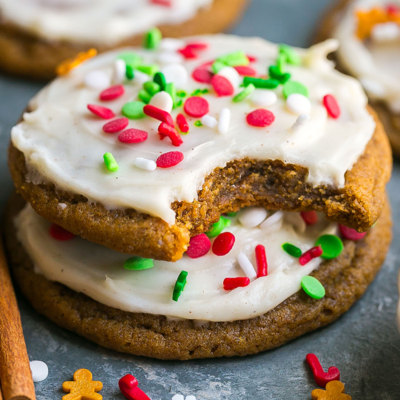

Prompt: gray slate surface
[{"left": 1, "top": 0, "right": 400, "bottom": 398}]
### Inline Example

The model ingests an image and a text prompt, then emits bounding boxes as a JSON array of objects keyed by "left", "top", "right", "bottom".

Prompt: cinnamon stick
[{"left": 0, "top": 234, "right": 35, "bottom": 400}]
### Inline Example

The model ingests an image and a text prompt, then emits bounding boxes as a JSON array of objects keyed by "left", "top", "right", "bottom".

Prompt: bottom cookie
[{"left": 4, "top": 194, "right": 392, "bottom": 360}]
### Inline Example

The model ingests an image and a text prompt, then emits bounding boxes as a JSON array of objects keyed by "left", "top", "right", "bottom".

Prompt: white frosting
[
  {"left": 333, "top": 0, "right": 400, "bottom": 112},
  {"left": 11, "top": 35, "right": 375, "bottom": 225},
  {"left": 15, "top": 204, "right": 337, "bottom": 322},
  {"left": 0, "top": 0, "right": 213, "bottom": 45}
]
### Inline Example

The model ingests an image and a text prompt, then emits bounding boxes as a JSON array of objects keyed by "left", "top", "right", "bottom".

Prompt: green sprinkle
[
  {"left": 190, "top": 88, "right": 210, "bottom": 96},
  {"left": 279, "top": 44, "right": 302, "bottom": 66},
  {"left": 282, "top": 243, "right": 302, "bottom": 258},
  {"left": 176, "top": 99, "right": 183, "bottom": 107},
  {"left": 212, "top": 60, "right": 227, "bottom": 74},
  {"left": 315, "top": 235, "right": 344, "bottom": 260},
  {"left": 301, "top": 276, "right": 325, "bottom": 299},
  {"left": 227, "top": 212, "right": 237, "bottom": 217},
  {"left": 144, "top": 81, "right": 160, "bottom": 96},
  {"left": 165, "top": 82, "right": 176, "bottom": 107},
  {"left": 276, "top": 53, "right": 287, "bottom": 73},
  {"left": 177, "top": 90, "right": 187, "bottom": 98},
  {"left": 243, "top": 77, "right": 280, "bottom": 89},
  {"left": 144, "top": 27, "right": 162, "bottom": 49},
  {"left": 122, "top": 101, "right": 146, "bottom": 119},
  {"left": 137, "top": 64, "right": 159, "bottom": 76},
  {"left": 117, "top": 52, "right": 142, "bottom": 68},
  {"left": 124, "top": 256, "right": 154, "bottom": 271},
  {"left": 206, "top": 216, "right": 232, "bottom": 239},
  {"left": 217, "top": 51, "right": 249, "bottom": 67},
  {"left": 153, "top": 72, "right": 166, "bottom": 91},
  {"left": 173, "top": 270, "right": 188, "bottom": 302},
  {"left": 283, "top": 81, "right": 309, "bottom": 99},
  {"left": 194, "top": 120, "right": 203, "bottom": 127},
  {"left": 268, "top": 65, "right": 291, "bottom": 84},
  {"left": 233, "top": 83, "right": 255, "bottom": 102},
  {"left": 103, "top": 152, "right": 119, "bottom": 172},
  {"left": 126, "top": 65, "right": 135, "bottom": 80},
  {"left": 138, "top": 90, "right": 152, "bottom": 104}
]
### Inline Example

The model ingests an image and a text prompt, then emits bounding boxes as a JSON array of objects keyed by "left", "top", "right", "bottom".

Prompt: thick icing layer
[
  {"left": 11, "top": 35, "right": 375, "bottom": 225},
  {"left": 0, "top": 0, "right": 213, "bottom": 45},
  {"left": 334, "top": 0, "right": 400, "bottom": 112},
  {"left": 15, "top": 204, "right": 336, "bottom": 322}
]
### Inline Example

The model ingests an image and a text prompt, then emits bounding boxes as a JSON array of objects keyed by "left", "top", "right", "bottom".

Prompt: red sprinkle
[
  {"left": 156, "top": 151, "right": 184, "bottom": 168},
  {"left": 339, "top": 225, "right": 367, "bottom": 241},
  {"left": 306, "top": 354, "right": 340, "bottom": 388},
  {"left": 387, "top": 3, "right": 400, "bottom": 15},
  {"left": 184, "top": 96, "right": 209, "bottom": 118},
  {"left": 178, "top": 46, "right": 198, "bottom": 59},
  {"left": 118, "top": 129, "right": 148, "bottom": 143},
  {"left": 247, "top": 55, "right": 257, "bottom": 63},
  {"left": 323, "top": 94, "right": 341, "bottom": 119},
  {"left": 234, "top": 66, "right": 257, "bottom": 76},
  {"left": 150, "top": 0, "right": 171, "bottom": 6},
  {"left": 246, "top": 109, "right": 275, "bottom": 127},
  {"left": 192, "top": 67, "right": 214, "bottom": 83},
  {"left": 119, "top": 374, "right": 151, "bottom": 400},
  {"left": 103, "top": 117, "right": 129, "bottom": 133},
  {"left": 223, "top": 277, "right": 250, "bottom": 291},
  {"left": 299, "top": 246, "right": 323, "bottom": 266},
  {"left": 255, "top": 244, "right": 268, "bottom": 278},
  {"left": 211, "top": 75, "right": 234, "bottom": 97},
  {"left": 87, "top": 104, "right": 115, "bottom": 119},
  {"left": 158, "top": 123, "right": 183, "bottom": 146},
  {"left": 49, "top": 224, "right": 75, "bottom": 241},
  {"left": 300, "top": 211, "right": 318, "bottom": 225},
  {"left": 212, "top": 232, "right": 236, "bottom": 256},
  {"left": 186, "top": 234, "right": 211, "bottom": 259},
  {"left": 186, "top": 42, "right": 209, "bottom": 50},
  {"left": 100, "top": 85, "right": 125, "bottom": 101},
  {"left": 176, "top": 113, "right": 189, "bottom": 133},
  {"left": 143, "top": 104, "right": 174, "bottom": 126}
]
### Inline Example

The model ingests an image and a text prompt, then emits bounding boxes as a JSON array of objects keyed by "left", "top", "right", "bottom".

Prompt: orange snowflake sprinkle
[
  {"left": 356, "top": 7, "right": 400, "bottom": 40},
  {"left": 56, "top": 48, "right": 97, "bottom": 76}
]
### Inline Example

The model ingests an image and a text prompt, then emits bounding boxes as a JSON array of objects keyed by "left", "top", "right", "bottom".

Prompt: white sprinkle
[
  {"left": 158, "top": 51, "right": 185, "bottom": 65},
  {"left": 291, "top": 114, "right": 310, "bottom": 132},
  {"left": 285, "top": 212, "right": 306, "bottom": 234},
  {"left": 113, "top": 59, "right": 126, "bottom": 84},
  {"left": 238, "top": 207, "right": 268, "bottom": 228},
  {"left": 134, "top": 70, "right": 151, "bottom": 85},
  {"left": 371, "top": 22, "right": 400, "bottom": 42},
  {"left": 217, "top": 66, "right": 240, "bottom": 88},
  {"left": 218, "top": 108, "right": 231, "bottom": 134},
  {"left": 201, "top": 114, "right": 218, "bottom": 129},
  {"left": 260, "top": 211, "right": 284, "bottom": 230},
  {"left": 57, "top": 203, "right": 67, "bottom": 211},
  {"left": 150, "top": 91, "right": 173, "bottom": 113},
  {"left": 251, "top": 90, "right": 278, "bottom": 107},
  {"left": 161, "top": 64, "right": 188, "bottom": 89},
  {"left": 359, "top": 77, "right": 387, "bottom": 98},
  {"left": 161, "top": 38, "right": 185, "bottom": 51},
  {"left": 237, "top": 252, "right": 257, "bottom": 280},
  {"left": 172, "top": 395, "right": 185, "bottom": 400},
  {"left": 286, "top": 93, "right": 311, "bottom": 115},
  {"left": 30, "top": 361, "right": 48, "bottom": 382},
  {"left": 84, "top": 70, "right": 111, "bottom": 90},
  {"left": 134, "top": 157, "right": 157, "bottom": 171}
]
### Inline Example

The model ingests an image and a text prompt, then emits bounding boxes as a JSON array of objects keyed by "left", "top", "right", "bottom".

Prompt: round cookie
[
  {"left": 315, "top": 0, "right": 400, "bottom": 156},
  {"left": 4, "top": 194, "right": 392, "bottom": 360},
  {"left": 8, "top": 35, "right": 392, "bottom": 262},
  {"left": 0, "top": 0, "right": 248, "bottom": 80}
]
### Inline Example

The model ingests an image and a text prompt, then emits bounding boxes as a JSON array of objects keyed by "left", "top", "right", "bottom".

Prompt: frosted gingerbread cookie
[
  {"left": 0, "top": 0, "right": 247, "bottom": 79},
  {"left": 4, "top": 191, "right": 392, "bottom": 359},
  {"left": 8, "top": 35, "right": 392, "bottom": 261},
  {"left": 316, "top": 0, "right": 400, "bottom": 155}
]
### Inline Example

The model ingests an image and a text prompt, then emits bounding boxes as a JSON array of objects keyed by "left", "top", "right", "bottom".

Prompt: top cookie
[{"left": 9, "top": 34, "right": 392, "bottom": 261}]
